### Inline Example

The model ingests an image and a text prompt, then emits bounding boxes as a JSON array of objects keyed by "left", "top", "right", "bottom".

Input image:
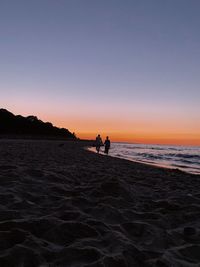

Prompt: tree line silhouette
[{"left": 0, "top": 109, "right": 76, "bottom": 139}]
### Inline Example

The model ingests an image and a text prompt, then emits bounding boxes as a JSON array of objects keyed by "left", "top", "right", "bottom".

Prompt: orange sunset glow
[
  {"left": 77, "top": 132, "right": 200, "bottom": 146},
  {"left": 4, "top": 98, "right": 199, "bottom": 146},
  {"left": 49, "top": 114, "right": 200, "bottom": 146},
  {"left": 4, "top": 96, "right": 200, "bottom": 146}
]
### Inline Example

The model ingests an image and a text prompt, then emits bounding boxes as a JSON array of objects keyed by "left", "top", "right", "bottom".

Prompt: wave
[
  {"left": 110, "top": 143, "right": 200, "bottom": 175},
  {"left": 172, "top": 164, "right": 200, "bottom": 170},
  {"left": 171, "top": 164, "right": 190, "bottom": 169},
  {"left": 116, "top": 151, "right": 200, "bottom": 163},
  {"left": 174, "top": 154, "right": 200, "bottom": 160}
]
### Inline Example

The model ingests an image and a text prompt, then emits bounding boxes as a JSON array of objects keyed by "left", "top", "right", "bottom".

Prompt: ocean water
[{"left": 90, "top": 143, "right": 200, "bottom": 175}]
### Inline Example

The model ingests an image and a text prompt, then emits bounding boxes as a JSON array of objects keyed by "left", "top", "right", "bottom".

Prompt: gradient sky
[{"left": 1, "top": 0, "right": 200, "bottom": 145}]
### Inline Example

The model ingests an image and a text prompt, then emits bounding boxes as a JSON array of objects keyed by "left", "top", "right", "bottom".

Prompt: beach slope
[{"left": 0, "top": 140, "right": 200, "bottom": 266}]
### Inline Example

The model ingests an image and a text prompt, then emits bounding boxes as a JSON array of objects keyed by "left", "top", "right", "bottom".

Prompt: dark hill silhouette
[{"left": 0, "top": 109, "right": 76, "bottom": 139}]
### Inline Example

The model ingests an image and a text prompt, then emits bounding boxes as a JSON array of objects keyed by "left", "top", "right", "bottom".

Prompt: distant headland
[{"left": 0, "top": 109, "right": 76, "bottom": 139}]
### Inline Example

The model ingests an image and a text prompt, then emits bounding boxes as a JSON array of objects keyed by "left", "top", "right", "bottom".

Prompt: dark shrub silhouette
[{"left": 0, "top": 109, "right": 76, "bottom": 139}]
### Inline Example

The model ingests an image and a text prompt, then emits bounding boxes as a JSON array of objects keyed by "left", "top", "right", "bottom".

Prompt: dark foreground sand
[{"left": 0, "top": 140, "right": 200, "bottom": 267}]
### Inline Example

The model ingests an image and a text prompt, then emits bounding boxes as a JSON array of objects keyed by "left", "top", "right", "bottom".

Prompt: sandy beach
[{"left": 0, "top": 139, "right": 200, "bottom": 267}]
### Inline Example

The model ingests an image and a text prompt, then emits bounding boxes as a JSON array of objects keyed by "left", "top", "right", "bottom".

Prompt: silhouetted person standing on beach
[
  {"left": 95, "top": 134, "right": 103, "bottom": 153},
  {"left": 104, "top": 136, "right": 110, "bottom": 154}
]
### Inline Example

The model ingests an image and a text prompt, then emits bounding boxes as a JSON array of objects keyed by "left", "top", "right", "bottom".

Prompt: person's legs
[{"left": 104, "top": 147, "right": 109, "bottom": 154}]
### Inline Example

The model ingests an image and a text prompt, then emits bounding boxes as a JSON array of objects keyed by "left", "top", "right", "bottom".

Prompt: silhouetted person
[
  {"left": 95, "top": 134, "right": 103, "bottom": 153},
  {"left": 104, "top": 136, "right": 110, "bottom": 154}
]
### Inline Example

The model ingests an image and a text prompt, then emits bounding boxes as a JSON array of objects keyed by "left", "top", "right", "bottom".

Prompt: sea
[{"left": 90, "top": 143, "right": 200, "bottom": 175}]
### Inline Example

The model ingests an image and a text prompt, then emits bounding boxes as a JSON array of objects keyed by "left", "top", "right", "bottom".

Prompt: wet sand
[{"left": 0, "top": 139, "right": 200, "bottom": 266}]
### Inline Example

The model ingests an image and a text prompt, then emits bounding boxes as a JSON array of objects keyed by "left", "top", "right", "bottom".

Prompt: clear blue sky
[{"left": 1, "top": 0, "right": 200, "bottom": 144}]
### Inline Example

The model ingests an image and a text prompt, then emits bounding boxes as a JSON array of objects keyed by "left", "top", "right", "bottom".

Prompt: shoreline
[
  {"left": 87, "top": 146, "right": 200, "bottom": 176},
  {"left": 0, "top": 139, "right": 200, "bottom": 266}
]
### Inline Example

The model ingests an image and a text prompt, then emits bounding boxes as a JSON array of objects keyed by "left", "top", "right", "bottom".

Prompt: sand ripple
[{"left": 0, "top": 140, "right": 200, "bottom": 266}]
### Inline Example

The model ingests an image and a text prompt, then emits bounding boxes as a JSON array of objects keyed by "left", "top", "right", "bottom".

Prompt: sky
[{"left": 1, "top": 0, "right": 200, "bottom": 145}]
